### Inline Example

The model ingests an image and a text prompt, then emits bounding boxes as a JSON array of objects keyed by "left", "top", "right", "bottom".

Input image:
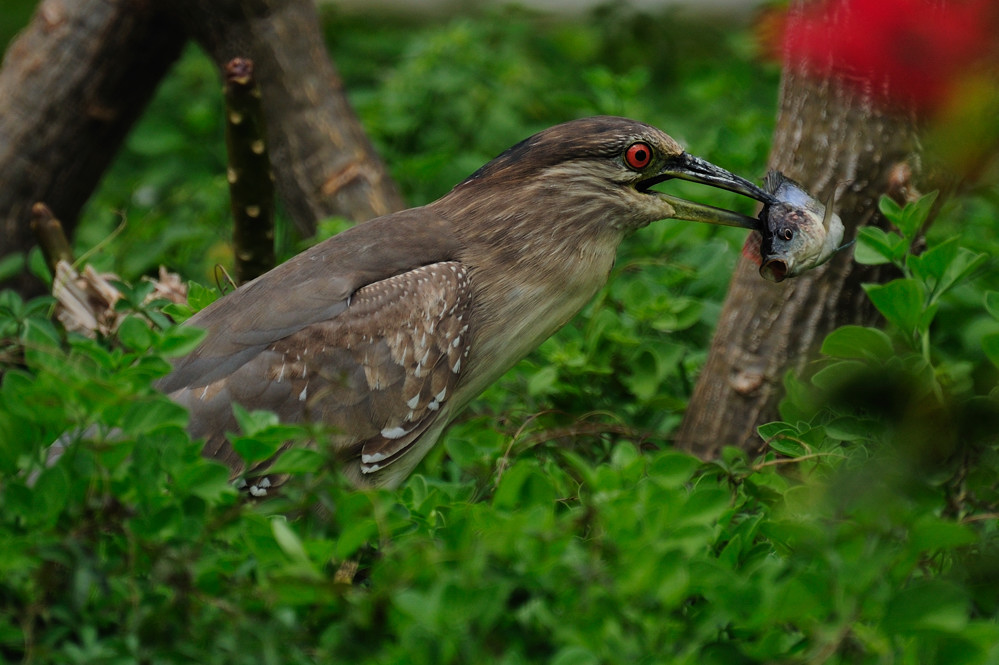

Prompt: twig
[
  {"left": 224, "top": 57, "right": 276, "bottom": 285},
  {"left": 29, "top": 203, "right": 74, "bottom": 275}
]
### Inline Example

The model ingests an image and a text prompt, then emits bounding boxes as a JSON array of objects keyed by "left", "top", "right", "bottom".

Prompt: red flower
[{"left": 779, "top": 0, "right": 996, "bottom": 115}]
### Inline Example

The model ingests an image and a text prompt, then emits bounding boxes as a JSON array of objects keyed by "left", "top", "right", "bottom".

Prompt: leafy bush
[
  {"left": 3, "top": 7, "right": 999, "bottom": 665},
  {"left": 3, "top": 193, "right": 999, "bottom": 663}
]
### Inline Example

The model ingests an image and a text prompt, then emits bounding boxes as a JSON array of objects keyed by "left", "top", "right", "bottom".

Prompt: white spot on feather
[{"left": 380, "top": 426, "right": 410, "bottom": 440}]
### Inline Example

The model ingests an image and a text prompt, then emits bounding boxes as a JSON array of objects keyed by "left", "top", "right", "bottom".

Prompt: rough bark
[
  {"left": 0, "top": 0, "right": 186, "bottom": 296},
  {"left": 224, "top": 57, "right": 276, "bottom": 284},
  {"left": 1, "top": 0, "right": 404, "bottom": 296},
  {"left": 171, "top": 0, "right": 405, "bottom": 235},
  {"left": 675, "top": 69, "right": 921, "bottom": 459}
]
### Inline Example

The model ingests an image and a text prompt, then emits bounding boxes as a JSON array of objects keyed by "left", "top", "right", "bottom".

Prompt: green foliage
[
  {"left": 3, "top": 278, "right": 998, "bottom": 662},
  {"left": 3, "top": 7, "right": 999, "bottom": 665},
  {"left": 755, "top": 195, "right": 999, "bottom": 662},
  {"left": 3, "top": 193, "right": 999, "bottom": 661}
]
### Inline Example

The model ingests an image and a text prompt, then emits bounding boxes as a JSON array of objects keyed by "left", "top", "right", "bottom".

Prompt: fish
[{"left": 742, "top": 171, "right": 847, "bottom": 283}]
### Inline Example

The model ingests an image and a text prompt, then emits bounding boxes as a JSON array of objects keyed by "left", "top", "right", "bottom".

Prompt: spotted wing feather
[
  {"left": 158, "top": 208, "right": 463, "bottom": 395},
  {"left": 167, "top": 261, "right": 473, "bottom": 487}
]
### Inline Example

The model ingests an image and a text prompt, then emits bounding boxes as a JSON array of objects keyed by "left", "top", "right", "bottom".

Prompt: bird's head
[{"left": 443, "top": 116, "right": 776, "bottom": 238}]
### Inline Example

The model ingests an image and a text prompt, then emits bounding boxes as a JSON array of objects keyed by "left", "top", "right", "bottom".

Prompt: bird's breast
[{"left": 457, "top": 237, "right": 620, "bottom": 401}]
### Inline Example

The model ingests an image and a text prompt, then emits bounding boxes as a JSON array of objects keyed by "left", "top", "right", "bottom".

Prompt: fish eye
[{"left": 780, "top": 228, "right": 794, "bottom": 241}]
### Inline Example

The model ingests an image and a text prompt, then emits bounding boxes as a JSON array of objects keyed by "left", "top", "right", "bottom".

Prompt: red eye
[{"left": 625, "top": 142, "right": 653, "bottom": 169}]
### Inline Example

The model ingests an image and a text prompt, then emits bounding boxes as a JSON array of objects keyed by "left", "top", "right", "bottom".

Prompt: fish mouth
[{"left": 760, "top": 259, "right": 788, "bottom": 283}]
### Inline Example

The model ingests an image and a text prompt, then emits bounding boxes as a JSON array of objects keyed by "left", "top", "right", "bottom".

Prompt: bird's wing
[
  {"left": 157, "top": 207, "right": 463, "bottom": 394},
  {"left": 159, "top": 207, "right": 474, "bottom": 485},
  {"left": 169, "top": 260, "right": 474, "bottom": 484}
]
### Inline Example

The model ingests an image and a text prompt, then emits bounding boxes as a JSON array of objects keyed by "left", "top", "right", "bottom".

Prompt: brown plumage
[{"left": 158, "top": 116, "right": 773, "bottom": 490}]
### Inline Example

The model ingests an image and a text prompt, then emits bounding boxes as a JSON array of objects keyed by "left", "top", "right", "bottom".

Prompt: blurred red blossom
[{"left": 772, "top": 0, "right": 996, "bottom": 116}]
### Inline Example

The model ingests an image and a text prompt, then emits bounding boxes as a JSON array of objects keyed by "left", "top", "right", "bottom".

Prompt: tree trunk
[
  {"left": 0, "top": 0, "right": 404, "bottom": 296},
  {"left": 675, "top": 68, "right": 921, "bottom": 459},
  {"left": 0, "top": 0, "right": 186, "bottom": 297},
  {"left": 171, "top": 0, "right": 405, "bottom": 235}
]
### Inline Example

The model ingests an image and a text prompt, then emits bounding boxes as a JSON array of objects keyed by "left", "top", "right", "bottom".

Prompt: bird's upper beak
[{"left": 639, "top": 152, "right": 776, "bottom": 230}]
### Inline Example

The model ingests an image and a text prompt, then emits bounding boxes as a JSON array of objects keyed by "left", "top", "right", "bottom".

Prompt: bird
[{"left": 157, "top": 116, "right": 774, "bottom": 492}]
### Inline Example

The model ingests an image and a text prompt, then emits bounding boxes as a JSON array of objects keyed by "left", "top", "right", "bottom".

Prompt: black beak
[{"left": 643, "top": 152, "right": 776, "bottom": 230}]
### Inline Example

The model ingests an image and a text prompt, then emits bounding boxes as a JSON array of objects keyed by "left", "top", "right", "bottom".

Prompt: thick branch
[
  {"left": 224, "top": 58, "right": 276, "bottom": 284},
  {"left": 173, "top": 0, "right": 405, "bottom": 235},
  {"left": 675, "top": 71, "right": 920, "bottom": 458},
  {"left": 0, "top": 0, "right": 186, "bottom": 296}
]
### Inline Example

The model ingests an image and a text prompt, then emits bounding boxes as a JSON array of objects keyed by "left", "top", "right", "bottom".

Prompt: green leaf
[
  {"left": 31, "top": 464, "right": 71, "bottom": 526},
  {"left": 231, "top": 435, "right": 285, "bottom": 465},
  {"left": 824, "top": 416, "right": 883, "bottom": 441},
  {"left": 935, "top": 247, "right": 987, "bottom": 299},
  {"left": 271, "top": 517, "right": 321, "bottom": 578},
  {"left": 879, "top": 191, "right": 937, "bottom": 243},
  {"left": 264, "top": 448, "right": 325, "bottom": 475},
  {"left": 335, "top": 517, "right": 378, "bottom": 560},
  {"left": 551, "top": 646, "right": 599, "bottom": 665},
  {"left": 120, "top": 398, "right": 188, "bottom": 435},
  {"left": 864, "top": 278, "right": 925, "bottom": 337},
  {"left": 0, "top": 252, "right": 25, "bottom": 282},
  {"left": 898, "top": 191, "right": 939, "bottom": 241},
  {"left": 821, "top": 325, "right": 894, "bottom": 360},
  {"left": 982, "top": 332, "right": 999, "bottom": 369},
  {"left": 810, "top": 359, "right": 867, "bottom": 392},
  {"left": 229, "top": 404, "right": 299, "bottom": 463},
  {"left": 174, "top": 461, "right": 235, "bottom": 502},
  {"left": 678, "top": 488, "right": 730, "bottom": 527},
  {"left": 27, "top": 246, "right": 51, "bottom": 286},
  {"left": 647, "top": 450, "right": 702, "bottom": 488},
  {"left": 117, "top": 315, "right": 153, "bottom": 351},
  {"left": 526, "top": 365, "right": 558, "bottom": 397},
  {"left": 232, "top": 403, "right": 280, "bottom": 435},
  {"left": 757, "top": 421, "right": 797, "bottom": 441},
  {"left": 187, "top": 281, "right": 221, "bottom": 312},
  {"left": 609, "top": 441, "right": 640, "bottom": 469},
  {"left": 157, "top": 325, "right": 206, "bottom": 357},
  {"left": 493, "top": 460, "right": 556, "bottom": 510},
  {"left": 909, "top": 516, "right": 977, "bottom": 552},
  {"left": 878, "top": 195, "right": 905, "bottom": 226},
  {"left": 623, "top": 344, "right": 683, "bottom": 402},
  {"left": 985, "top": 291, "right": 999, "bottom": 321},
  {"left": 21, "top": 318, "right": 63, "bottom": 370},
  {"left": 769, "top": 436, "right": 807, "bottom": 457},
  {"left": 883, "top": 580, "right": 968, "bottom": 634},
  {"left": 854, "top": 226, "right": 904, "bottom": 266}
]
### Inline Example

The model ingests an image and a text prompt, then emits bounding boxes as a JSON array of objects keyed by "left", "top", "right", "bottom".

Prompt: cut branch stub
[
  {"left": 224, "top": 57, "right": 276, "bottom": 285},
  {"left": 29, "top": 203, "right": 74, "bottom": 276}
]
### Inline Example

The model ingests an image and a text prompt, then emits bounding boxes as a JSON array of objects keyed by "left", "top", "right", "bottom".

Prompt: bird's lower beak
[{"left": 643, "top": 152, "right": 776, "bottom": 230}]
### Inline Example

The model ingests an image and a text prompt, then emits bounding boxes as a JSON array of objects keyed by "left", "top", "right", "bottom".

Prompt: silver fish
[{"left": 743, "top": 171, "right": 846, "bottom": 283}]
